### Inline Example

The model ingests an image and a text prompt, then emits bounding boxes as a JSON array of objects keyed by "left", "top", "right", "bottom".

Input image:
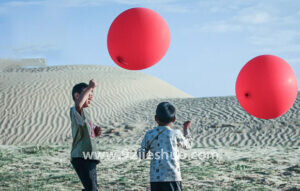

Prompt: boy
[
  {"left": 70, "top": 79, "right": 102, "bottom": 191},
  {"left": 137, "top": 102, "right": 192, "bottom": 191}
]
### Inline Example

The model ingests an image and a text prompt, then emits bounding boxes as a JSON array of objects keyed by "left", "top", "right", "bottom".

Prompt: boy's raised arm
[
  {"left": 75, "top": 79, "right": 97, "bottom": 114},
  {"left": 177, "top": 121, "right": 193, "bottom": 150}
]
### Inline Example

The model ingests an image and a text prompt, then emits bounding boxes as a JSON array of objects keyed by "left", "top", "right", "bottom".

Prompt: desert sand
[
  {"left": 0, "top": 59, "right": 191, "bottom": 145},
  {"left": 0, "top": 59, "right": 299, "bottom": 190}
]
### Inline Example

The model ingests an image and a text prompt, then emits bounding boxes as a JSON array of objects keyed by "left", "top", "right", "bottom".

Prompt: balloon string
[{"left": 117, "top": 57, "right": 128, "bottom": 65}]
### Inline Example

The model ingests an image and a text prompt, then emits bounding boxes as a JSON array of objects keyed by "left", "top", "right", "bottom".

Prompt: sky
[{"left": 0, "top": 0, "right": 299, "bottom": 97}]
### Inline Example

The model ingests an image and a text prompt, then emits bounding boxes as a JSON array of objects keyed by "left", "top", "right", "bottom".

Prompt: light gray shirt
[
  {"left": 137, "top": 126, "right": 192, "bottom": 182},
  {"left": 70, "top": 106, "right": 99, "bottom": 161}
]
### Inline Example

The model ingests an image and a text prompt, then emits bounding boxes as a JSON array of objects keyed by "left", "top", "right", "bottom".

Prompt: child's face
[
  {"left": 74, "top": 88, "right": 93, "bottom": 108},
  {"left": 82, "top": 88, "right": 93, "bottom": 108}
]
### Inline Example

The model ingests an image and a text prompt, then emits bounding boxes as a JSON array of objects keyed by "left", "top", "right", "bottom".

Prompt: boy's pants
[
  {"left": 71, "top": 158, "right": 99, "bottom": 191},
  {"left": 151, "top": 181, "right": 182, "bottom": 191}
]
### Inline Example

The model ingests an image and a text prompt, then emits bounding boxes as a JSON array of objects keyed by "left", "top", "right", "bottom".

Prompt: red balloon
[
  {"left": 107, "top": 8, "right": 171, "bottom": 70},
  {"left": 236, "top": 55, "right": 298, "bottom": 119}
]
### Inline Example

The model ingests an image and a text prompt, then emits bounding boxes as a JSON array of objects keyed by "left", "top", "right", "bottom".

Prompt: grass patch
[{"left": 0, "top": 145, "right": 299, "bottom": 190}]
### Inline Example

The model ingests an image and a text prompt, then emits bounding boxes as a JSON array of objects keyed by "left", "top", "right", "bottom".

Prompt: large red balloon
[
  {"left": 107, "top": 8, "right": 171, "bottom": 70},
  {"left": 236, "top": 55, "right": 298, "bottom": 119}
]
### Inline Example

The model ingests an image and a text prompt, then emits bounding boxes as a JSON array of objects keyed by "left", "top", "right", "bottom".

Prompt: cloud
[
  {"left": 59, "top": 0, "right": 190, "bottom": 13},
  {"left": 195, "top": 2, "right": 274, "bottom": 33},
  {"left": 4, "top": 0, "right": 42, "bottom": 7},
  {"left": 113, "top": 0, "right": 190, "bottom": 13},
  {"left": 114, "top": 0, "right": 176, "bottom": 5},
  {"left": 237, "top": 12, "right": 271, "bottom": 24},
  {"left": 197, "top": 0, "right": 245, "bottom": 13},
  {"left": 287, "top": 57, "right": 300, "bottom": 64},
  {"left": 0, "top": 0, "right": 104, "bottom": 7},
  {"left": 156, "top": 4, "right": 190, "bottom": 13},
  {"left": 198, "top": 22, "right": 242, "bottom": 33},
  {"left": 250, "top": 30, "right": 299, "bottom": 46},
  {"left": 0, "top": 0, "right": 175, "bottom": 7},
  {"left": 2, "top": 0, "right": 300, "bottom": 56},
  {"left": 248, "top": 28, "right": 300, "bottom": 55},
  {"left": 0, "top": 7, "right": 7, "bottom": 15},
  {"left": 191, "top": 0, "right": 300, "bottom": 56},
  {"left": 0, "top": 0, "right": 190, "bottom": 13},
  {"left": 50, "top": 0, "right": 104, "bottom": 7},
  {"left": 12, "top": 44, "right": 59, "bottom": 55}
]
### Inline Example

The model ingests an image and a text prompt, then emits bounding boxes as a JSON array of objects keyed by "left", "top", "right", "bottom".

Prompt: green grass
[{"left": 0, "top": 145, "right": 299, "bottom": 190}]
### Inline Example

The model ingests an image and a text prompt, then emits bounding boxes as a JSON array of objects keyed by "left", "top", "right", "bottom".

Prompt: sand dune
[
  {"left": 0, "top": 59, "right": 299, "bottom": 148},
  {"left": 110, "top": 96, "right": 299, "bottom": 147},
  {"left": 0, "top": 59, "right": 299, "bottom": 190},
  {"left": 0, "top": 59, "right": 191, "bottom": 145}
]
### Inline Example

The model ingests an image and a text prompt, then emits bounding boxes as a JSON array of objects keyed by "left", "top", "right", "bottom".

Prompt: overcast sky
[{"left": 0, "top": 0, "right": 299, "bottom": 97}]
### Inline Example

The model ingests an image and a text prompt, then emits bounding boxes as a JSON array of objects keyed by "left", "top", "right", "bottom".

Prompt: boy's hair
[
  {"left": 72, "top": 83, "right": 88, "bottom": 101},
  {"left": 156, "top": 102, "right": 176, "bottom": 124}
]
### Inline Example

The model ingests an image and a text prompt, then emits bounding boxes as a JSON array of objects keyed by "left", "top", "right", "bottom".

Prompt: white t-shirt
[{"left": 137, "top": 126, "right": 192, "bottom": 182}]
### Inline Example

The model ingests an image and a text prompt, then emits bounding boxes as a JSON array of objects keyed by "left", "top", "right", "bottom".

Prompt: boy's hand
[
  {"left": 183, "top": 121, "right": 191, "bottom": 130},
  {"left": 88, "top": 79, "right": 97, "bottom": 90},
  {"left": 94, "top": 126, "right": 102, "bottom": 137}
]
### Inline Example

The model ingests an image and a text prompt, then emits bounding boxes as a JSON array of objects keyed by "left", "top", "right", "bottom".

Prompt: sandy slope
[
  {"left": 0, "top": 59, "right": 299, "bottom": 148},
  {"left": 0, "top": 59, "right": 299, "bottom": 191},
  {"left": 109, "top": 96, "right": 299, "bottom": 147},
  {"left": 0, "top": 59, "right": 191, "bottom": 145}
]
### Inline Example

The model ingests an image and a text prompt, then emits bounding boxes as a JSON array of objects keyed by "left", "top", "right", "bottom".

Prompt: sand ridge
[
  {"left": 0, "top": 59, "right": 191, "bottom": 145},
  {"left": 108, "top": 96, "right": 299, "bottom": 147},
  {"left": 0, "top": 59, "right": 299, "bottom": 190},
  {"left": 0, "top": 59, "right": 299, "bottom": 148}
]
